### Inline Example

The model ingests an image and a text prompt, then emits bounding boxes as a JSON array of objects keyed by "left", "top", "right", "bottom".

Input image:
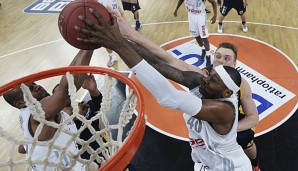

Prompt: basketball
[{"left": 58, "top": 0, "right": 111, "bottom": 50}]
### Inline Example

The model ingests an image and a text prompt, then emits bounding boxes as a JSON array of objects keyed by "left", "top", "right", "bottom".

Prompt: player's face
[
  {"left": 28, "top": 83, "right": 50, "bottom": 101},
  {"left": 199, "top": 69, "right": 226, "bottom": 99},
  {"left": 213, "top": 48, "right": 236, "bottom": 68}
]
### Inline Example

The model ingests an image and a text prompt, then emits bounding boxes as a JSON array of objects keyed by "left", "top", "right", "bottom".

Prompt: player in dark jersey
[
  {"left": 121, "top": 0, "right": 142, "bottom": 31},
  {"left": 217, "top": 0, "right": 249, "bottom": 33}
]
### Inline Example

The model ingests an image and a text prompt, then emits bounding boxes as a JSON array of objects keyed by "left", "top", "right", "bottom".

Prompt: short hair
[
  {"left": 223, "top": 66, "right": 241, "bottom": 88},
  {"left": 3, "top": 89, "right": 23, "bottom": 107},
  {"left": 217, "top": 42, "right": 238, "bottom": 61}
]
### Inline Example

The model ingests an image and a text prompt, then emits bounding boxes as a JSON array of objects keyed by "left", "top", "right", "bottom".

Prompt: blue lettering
[
  {"left": 179, "top": 54, "right": 204, "bottom": 67},
  {"left": 172, "top": 49, "right": 182, "bottom": 56},
  {"left": 252, "top": 93, "right": 273, "bottom": 115},
  {"left": 172, "top": 49, "right": 204, "bottom": 67}
]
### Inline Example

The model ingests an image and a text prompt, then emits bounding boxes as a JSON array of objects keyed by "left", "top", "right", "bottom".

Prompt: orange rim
[{"left": 0, "top": 66, "right": 145, "bottom": 171}]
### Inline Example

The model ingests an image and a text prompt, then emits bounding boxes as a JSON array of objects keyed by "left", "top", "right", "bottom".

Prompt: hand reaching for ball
[
  {"left": 75, "top": 8, "right": 126, "bottom": 51},
  {"left": 58, "top": 0, "right": 112, "bottom": 50}
]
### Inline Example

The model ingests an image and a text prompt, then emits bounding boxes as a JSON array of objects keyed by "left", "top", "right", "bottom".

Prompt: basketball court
[{"left": 0, "top": 0, "right": 297, "bottom": 170}]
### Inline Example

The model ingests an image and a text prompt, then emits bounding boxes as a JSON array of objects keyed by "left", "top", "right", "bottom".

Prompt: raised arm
[
  {"left": 75, "top": 9, "right": 234, "bottom": 135},
  {"left": 127, "top": 40, "right": 205, "bottom": 89},
  {"left": 76, "top": 10, "right": 205, "bottom": 89},
  {"left": 116, "top": 8, "right": 207, "bottom": 76},
  {"left": 40, "top": 50, "right": 93, "bottom": 121},
  {"left": 82, "top": 74, "right": 102, "bottom": 111},
  {"left": 238, "top": 78, "right": 259, "bottom": 132}
]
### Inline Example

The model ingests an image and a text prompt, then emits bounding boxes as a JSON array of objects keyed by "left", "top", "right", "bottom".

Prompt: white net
[{"left": 0, "top": 72, "right": 138, "bottom": 171}]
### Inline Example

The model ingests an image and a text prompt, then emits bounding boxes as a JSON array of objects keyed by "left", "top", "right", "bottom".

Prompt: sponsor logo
[
  {"left": 24, "top": 0, "right": 119, "bottom": 14},
  {"left": 129, "top": 34, "right": 298, "bottom": 140},
  {"left": 24, "top": 0, "right": 72, "bottom": 14}
]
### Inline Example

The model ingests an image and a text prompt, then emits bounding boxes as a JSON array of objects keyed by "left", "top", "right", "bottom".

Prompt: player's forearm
[
  {"left": 129, "top": 33, "right": 177, "bottom": 64},
  {"left": 175, "top": 0, "right": 184, "bottom": 11},
  {"left": 90, "top": 94, "right": 103, "bottom": 111},
  {"left": 127, "top": 40, "right": 203, "bottom": 89},
  {"left": 129, "top": 33, "right": 200, "bottom": 74},
  {"left": 128, "top": 36, "right": 206, "bottom": 76},
  {"left": 113, "top": 41, "right": 143, "bottom": 68},
  {"left": 68, "top": 50, "right": 94, "bottom": 90},
  {"left": 69, "top": 50, "right": 93, "bottom": 66},
  {"left": 211, "top": 1, "right": 217, "bottom": 16},
  {"left": 237, "top": 115, "right": 259, "bottom": 132},
  {"left": 89, "top": 89, "right": 100, "bottom": 97},
  {"left": 131, "top": 60, "right": 202, "bottom": 116}
]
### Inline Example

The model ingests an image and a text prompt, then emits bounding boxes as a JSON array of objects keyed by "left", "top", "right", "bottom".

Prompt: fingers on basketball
[{"left": 58, "top": 0, "right": 112, "bottom": 50}]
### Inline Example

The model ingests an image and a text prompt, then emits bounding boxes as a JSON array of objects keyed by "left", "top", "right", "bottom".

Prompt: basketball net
[{"left": 0, "top": 72, "right": 138, "bottom": 170}]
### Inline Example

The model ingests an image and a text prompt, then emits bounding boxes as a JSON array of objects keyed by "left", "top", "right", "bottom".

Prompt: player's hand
[
  {"left": 210, "top": 15, "right": 216, "bottom": 24},
  {"left": 82, "top": 74, "right": 97, "bottom": 91},
  {"left": 113, "top": 8, "right": 139, "bottom": 40},
  {"left": 174, "top": 10, "right": 178, "bottom": 17},
  {"left": 75, "top": 8, "right": 125, "bottom": 50}
]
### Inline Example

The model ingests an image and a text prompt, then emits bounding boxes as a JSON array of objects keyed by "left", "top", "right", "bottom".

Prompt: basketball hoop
[{"left": 0, "top": 66, "right": 146, "bottom": 171}]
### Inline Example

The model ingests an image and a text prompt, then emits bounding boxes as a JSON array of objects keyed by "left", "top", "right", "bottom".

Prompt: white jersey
[
  {"left": 185, "top": 0, "right": 206, "bottom": 15},
  {"left": 19, "top": 107, "right": 85, "bottom": 171},
  {"left": 183, "top": 94, "right": 252, "bottom": 171},
  {"left": 185, "top": 0, "right": 208, "bottom": 38},
  {"left": 97, "top": 0, "right": 119, "bottom": 12}
]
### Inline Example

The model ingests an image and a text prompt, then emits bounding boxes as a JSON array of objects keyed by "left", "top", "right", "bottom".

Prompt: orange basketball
[{"left": 58, "top": 0, "right": 111, "bottom": 50}]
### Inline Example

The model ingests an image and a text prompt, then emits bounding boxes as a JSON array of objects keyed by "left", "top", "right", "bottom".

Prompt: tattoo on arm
[{"left": 126, "top": 40, "right": 204, "bottom": 89}]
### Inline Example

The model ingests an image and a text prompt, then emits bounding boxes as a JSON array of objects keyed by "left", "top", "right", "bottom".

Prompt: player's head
[
  {"left": 3, "top": 82, "right": 50, "bottom": 109},
  {"left": 213, "top": 42, "right": 238, "bottom": 68},
  {"left": 199, "top": 65, "right": 241, "bottom": 99}
]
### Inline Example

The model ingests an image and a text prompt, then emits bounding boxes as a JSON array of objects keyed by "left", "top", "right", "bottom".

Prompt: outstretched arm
[
  {"left": 75, "top": 9, "right": 234, "bottom": 133},
  {"left": 127, "top": 41, "right": 205, "bottom": 89},
  {"left": 116, "top": 8, "right": 207, "bottom": 76},
  {"left": 28, "top": 49, "right": 93, "bottom": 141},
  {"left": 76, "top": 9, "right": 204, "bottom": 89},
  {"left": 41, "top": 50, "right": 94, "bottom": 121},
  {"left": 82, "top": 74, "right": 103, "bottom": 111}
]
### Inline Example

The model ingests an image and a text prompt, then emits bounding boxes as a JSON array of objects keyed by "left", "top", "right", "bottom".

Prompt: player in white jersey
[
  {"left": 130, "top": 63, "right": 252, "bottom": 171},
  {"left": 97, "top": 0, "right": 120, "bottom": 67},
  {"left": 185, "top": 91, "right": 251, "bottom": 171},
  {"left": 98, "top": 0, "right": 119, "bottom": 13},
  {"left": 19, "top": 108, "right": 84, "bottom": 170},
  {"left": 74, "top": 13, "right": 252, "bottom": 170},
  {"left": 3, "top": 49, "right": 94, "bottom": 170},
  {"left": 174, "top": 0, "right": 217, "bottom": 67}
]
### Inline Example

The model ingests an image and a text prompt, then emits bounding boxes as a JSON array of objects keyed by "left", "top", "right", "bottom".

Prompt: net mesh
[{"left": 0, "top": 72, "right": 138, "bottom": 171}]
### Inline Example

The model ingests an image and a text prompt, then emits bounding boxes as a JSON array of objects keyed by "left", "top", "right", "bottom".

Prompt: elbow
[{"left": 157, "top": 98, "right": 178, "bottom": 110}]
